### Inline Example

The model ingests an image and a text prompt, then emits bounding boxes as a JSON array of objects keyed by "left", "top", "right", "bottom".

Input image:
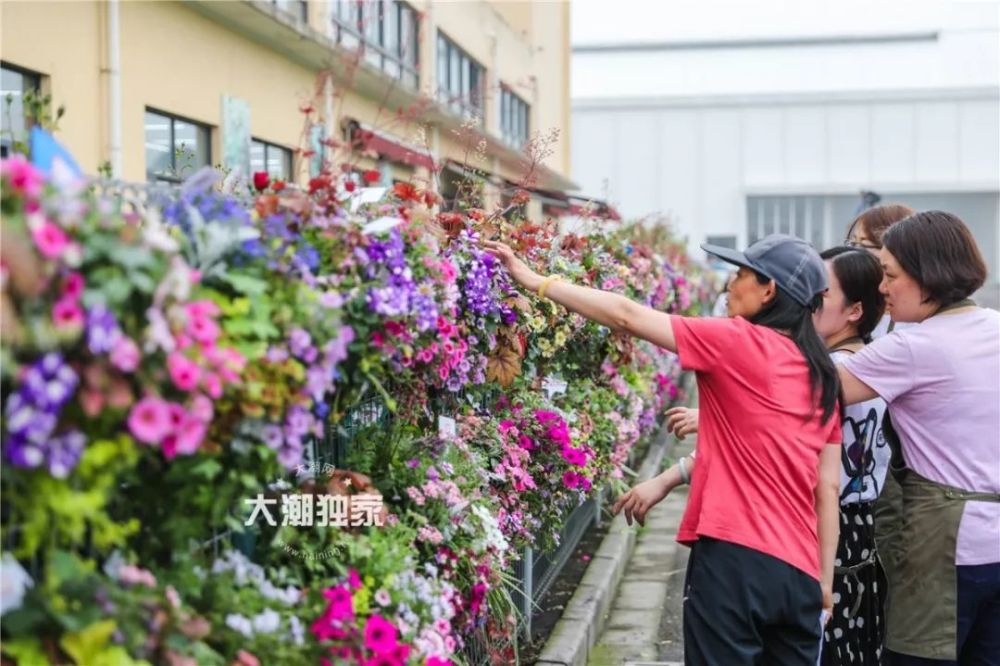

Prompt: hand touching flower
[{"left": 481, "top": 240, "right": 543, "bottom": 293}]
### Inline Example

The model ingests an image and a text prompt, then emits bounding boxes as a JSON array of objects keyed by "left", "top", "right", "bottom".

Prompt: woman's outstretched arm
[{"left": 483, "top": 240, "right": 678, "bottom": 352}]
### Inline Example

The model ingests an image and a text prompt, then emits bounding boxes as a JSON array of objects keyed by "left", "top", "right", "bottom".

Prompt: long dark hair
[
  {"left": 748, "top": 276, "right": 840, "bottom": 423},
  {"left": 820, "top": 247, "right": 885, "bottom": 343}
]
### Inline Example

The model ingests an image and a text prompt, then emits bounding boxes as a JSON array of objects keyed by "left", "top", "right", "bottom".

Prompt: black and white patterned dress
[{"left": 822, "top": 350, "right": 889, "bottom": 666}]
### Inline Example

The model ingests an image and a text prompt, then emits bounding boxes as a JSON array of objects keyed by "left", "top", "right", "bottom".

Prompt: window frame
[
  {"left": 330, "top": 0, "right": 419, "bottom": 89},
  {"left": 436, "top": 31, "right": 485, "bottom": 122},
  {"left": 250, "top": 137, "right": 293, "bottom": 180},
  {"left": 144, "top": 107, "right": 212, "bottom": 183}
]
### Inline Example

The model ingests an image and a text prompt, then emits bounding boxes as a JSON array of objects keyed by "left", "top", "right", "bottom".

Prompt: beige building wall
[
  {"left": 2, "top": 1, "right": 106, "bottom": 174},
  {"left": 2, "top": 0, "right": 572, "bottom": 189}
]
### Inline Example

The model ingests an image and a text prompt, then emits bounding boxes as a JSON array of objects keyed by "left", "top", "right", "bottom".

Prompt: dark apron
[{"left": 885, "top": 469, "right": 1000, "bottom": 659}]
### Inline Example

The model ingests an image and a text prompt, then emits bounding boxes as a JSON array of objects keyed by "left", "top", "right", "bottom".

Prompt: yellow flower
[{"left": 554, "top": 331, "right": 567, "bottom": 347}]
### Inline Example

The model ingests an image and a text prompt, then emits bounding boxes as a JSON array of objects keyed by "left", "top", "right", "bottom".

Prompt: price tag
[
  {"left": 542, "top": 376, "right": 568, "bottom": 398},
  {"left": 350, "top": 186, "right": 388, "bottom": 212},
  {"left": 438, "top": 415, "right": 457, "bottom": 439},
  {"left": 362, "top": 216, "right": 403, "bottom": 235}
]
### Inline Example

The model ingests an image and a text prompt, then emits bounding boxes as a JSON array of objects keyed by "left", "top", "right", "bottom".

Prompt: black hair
[
  {"left": 881, "top": 211, "right": 987, "bottom": 307},
  {"left": 819, "top": 247, "right": 886, "bottom": 343},
  {"left": 748, "top": 275, "right": 840, "bottom": 424}
]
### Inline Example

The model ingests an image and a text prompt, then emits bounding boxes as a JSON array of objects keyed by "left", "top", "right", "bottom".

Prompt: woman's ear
[
  {"left": 847, "top": 301, "right": 863, "bottom": 324},
  {"left": 761, "top": 279, "right": 778, "bottom": 305}
]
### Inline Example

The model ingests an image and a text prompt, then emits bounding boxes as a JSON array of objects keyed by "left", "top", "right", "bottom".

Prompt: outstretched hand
[
  {"left": 481, "top": 240, "right": 543, "bottom": 292},
  {"left": 611, "top": 476, "right": 672, "bottom": 527},
  {"left": 665, "top": 407, "right": 699, "bottom": 440}
]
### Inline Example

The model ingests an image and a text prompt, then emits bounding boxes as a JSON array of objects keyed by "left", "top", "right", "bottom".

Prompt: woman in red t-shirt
[{"left": 485, "top": 234, "right": 842, "bottom": 666}]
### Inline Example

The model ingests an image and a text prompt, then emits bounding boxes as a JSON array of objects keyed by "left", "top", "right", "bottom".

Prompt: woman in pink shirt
[
  {"left": 837, "top": 211, "right": 1000, "bottom": 665},
  {"left": 487, "top": 234, "right": 842, "bottom": 666}
]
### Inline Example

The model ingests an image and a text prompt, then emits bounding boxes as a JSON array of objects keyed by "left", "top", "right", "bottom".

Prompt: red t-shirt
[{"left": 671, "top": 315, "right": 841, "bottom": 581}]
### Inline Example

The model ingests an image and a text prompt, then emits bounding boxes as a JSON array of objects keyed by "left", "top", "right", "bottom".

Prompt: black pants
[
  {"left": 885, "top": 563, "right": 1000, "bottom": 666},
  {"left": 683, "top": 537, "right": 824, "bottom": 666}
]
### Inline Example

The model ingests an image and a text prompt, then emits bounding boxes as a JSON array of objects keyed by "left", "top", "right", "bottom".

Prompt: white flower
[
  {"left": 252, "top": 608, "right": 281, "bottom": 634},
  {"left": 225, "top": 613, "right": 254, "bottom": 638},
  {"left": 289, "top": 615, "right": 305, "bottom": 646},
  {"left": 0, "top": 553, "right": 34, "bottom": 616},
  {"left": 374, "top": 588, "right": 392, "bottom": 607}
]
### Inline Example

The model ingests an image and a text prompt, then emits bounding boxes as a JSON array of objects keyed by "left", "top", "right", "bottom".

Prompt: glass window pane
[
  {"left": 250, "top": 140, "right": 266, "bottom": 173},
  {"left": 364, "top": 1, "right": 380, "bottom": 45},
  {"left": 470, "top": 65, "right": 481, "bottom": 110},
  {"left": 173, "top": 119, "right": 209, "bottom": 172},
  {"left": 2, "top": 66, "right": 39, "bottom": 143},
  {"left": 521, "top": 101, "right": 529, "bottom": 142},
  {"left": 384, "top": 1, "right": 398, "bottom": 55},
  {"left": 449, "top": 49, "right": 460, "bottom": 96},
  {"left": 144, "top": 111, "right": 173, "bottom": 179},
  {"left": 460, "top": 58, "right": 470, "bottom": 100},
  {"left": 401, "top": 8, "right": 417, "bottom": 68},
  {"left": 437, "top": 36, "right": 448, "bottom": 97}
]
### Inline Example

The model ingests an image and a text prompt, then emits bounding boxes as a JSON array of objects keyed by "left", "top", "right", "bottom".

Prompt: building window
[
  {"left": 331, "top": 0, "right": 419, "bottom": 89},
  {"left": 250, "top": 139, "right": 292, "bottom": 180},
  {"left": 145, "top": 109, "right": 211, "bottom": 183},
  {"left": 705, "top": 235, "right": 737, "bottom": 249},
  {"left": 436, "top": 32, "right": 485, "bottom": 121},
  {"left": 1, "top": 63, "right": 41, "bottom": 158},
  {"left": 500, "top": 87, "right": 529, "bottom": 148},
  {"left": 272, "top": 0, "right": 307, "bottom": 22}
]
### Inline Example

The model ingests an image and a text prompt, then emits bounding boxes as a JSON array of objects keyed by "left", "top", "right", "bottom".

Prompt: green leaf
[
  {"left": 191, "top": 459, "right": 223, "bottom": 480},
  {"left": 1, "top": 638, "right": 49, "bottom": 666},
  {"left": 220, "top": 272, "right": 269, "bottom": 296},
  {"left": 60, "top": 619, "right": 117, "bottom": 665}
]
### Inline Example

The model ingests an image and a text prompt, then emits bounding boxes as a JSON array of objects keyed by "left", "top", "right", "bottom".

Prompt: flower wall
[{"left": 0, "top": 156, "right": 713, "bottom": 666}]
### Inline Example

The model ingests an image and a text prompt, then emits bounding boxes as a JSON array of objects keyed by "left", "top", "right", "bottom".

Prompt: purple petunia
[{"left": 86, "top": 304, "right": 122, "bottom": 354}]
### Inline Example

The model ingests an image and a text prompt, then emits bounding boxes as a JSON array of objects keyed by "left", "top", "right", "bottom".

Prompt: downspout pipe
[{"left": 108, "top": 0, "right": 122, "bottom": 177}]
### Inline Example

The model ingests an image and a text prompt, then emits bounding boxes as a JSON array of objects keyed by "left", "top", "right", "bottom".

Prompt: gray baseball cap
[{"left": 701, "top": 234, "right": 827, "bottom": 308}]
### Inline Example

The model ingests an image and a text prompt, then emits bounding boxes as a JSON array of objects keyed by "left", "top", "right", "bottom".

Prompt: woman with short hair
[{"left": 837, "top": 211, "right": 1000, "bottom": 665}]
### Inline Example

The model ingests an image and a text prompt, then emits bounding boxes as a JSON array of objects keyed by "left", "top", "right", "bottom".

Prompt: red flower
[
  {"left": 392, "top": 182, "right": 419, "bottom": 202},
  {"left": 345, "top": 181, "right": 357, "bottom": 193},
  {"left": 252, "top": 172, "right": 270, "bottom": 192},
  {"left": 271, "top": 179, "right": 286, "bottom": 192},
  {"left": 362, "top": 169, "right": 381, "bottom": 184}
]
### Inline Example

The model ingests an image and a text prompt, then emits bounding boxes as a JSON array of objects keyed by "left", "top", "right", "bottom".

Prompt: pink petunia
[
  {"left": 363, "top": 615, "right": 399, "bottom": 655},
  {"left": 202, "top": 372, "right": 223, "bottom": 399},
  {"left": 127, "top": 396, "right": 171, "bottom": 444},
  {"left": 186, "top": 314, "right": 220, "bottom": 346},
  {"left": 174, "top": 417, "right": 206, "bottom": 456},
  {"left": 348, "top": 568, "right": 362, "bottom": 590},
  {"left": 52, "top": 298, "right": 84, "bottom": 329},
  {"left": 185, "top": 300, "right": 220, "bottom": 319},
  {"left": 31, "top": 221, "right": 70, "bottom": 259},
  {"left": 110, "top": 336, "right": 141, "bottom": 372},
  {"left": 1, "top": 155, "right": 44, "bottom": 198},
  {"left": 167, "top": 352, "right": 201, "bottom": 392},
  {"left": 61, "top": 272, "right": 85, "bottom": 301},
  {"left": 562, "top": 470, "right": 581, "bottom": 489},
  {"left": 189, "top": 393, "right": 214, "bottom": 423},
  {"left": 426, "top": 658, "right": 454, "bottom": 666},
  {"left": 166, "top": 402, "right": 187, "bottom": 428}
]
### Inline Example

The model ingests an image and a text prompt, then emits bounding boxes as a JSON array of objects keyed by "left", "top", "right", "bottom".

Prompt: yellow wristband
[{"left": 537, "top": 274, "right": 563, "bottom": 300}]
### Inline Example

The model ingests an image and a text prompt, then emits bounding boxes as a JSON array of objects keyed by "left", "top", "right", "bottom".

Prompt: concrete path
[{"left": 587, "top": 435, "right": 694, "bottom": 666}]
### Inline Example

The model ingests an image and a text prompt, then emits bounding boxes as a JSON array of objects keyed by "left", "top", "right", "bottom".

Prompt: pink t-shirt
[
  {"left": 671, "top": 316, "right": 842, "bottom": 581},
  {"left": 843, "top": 307, "right": 1000, "bottom": 565}
]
